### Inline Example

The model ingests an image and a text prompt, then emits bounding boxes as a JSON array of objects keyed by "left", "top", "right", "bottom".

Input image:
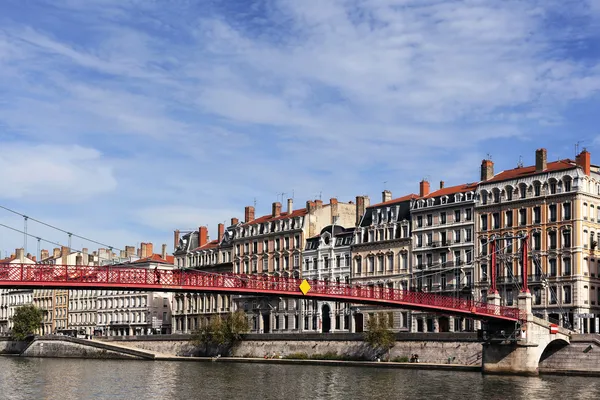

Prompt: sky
[{"left": 1, "top": 0, "right": 600, "bottom": 258}]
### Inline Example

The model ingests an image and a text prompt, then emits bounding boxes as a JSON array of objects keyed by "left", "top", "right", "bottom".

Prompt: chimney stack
[
  {"left": 440, "top": 181, "right": 445, "bottom": 189},
  {"left": 315, "top": 199, "right": 323, "bottom": 208},
  {"left": 40, "top": 249, "right": 49, "bottom": 260},
  {"left": 82, "top": 248, "right": 88, "bottom": 255},
  {"left": 174, "top": 229, "right": 180, "bottom": 251},
  {"left": 535, "top": 148, "right": 547, "bottom": 172},
  {"left": 162, "top": 244, "right": 167, "bottom": 260},
  {"left": 419, "top": 179, "right": 430, "bottom": 197},
  {"left": 61, "top": 246, "right": 69, "bottom": 265},
  {"left": 125, "top": 246, "right": 136, "bottom": 257},
  {"left": 272, "top": 202, "right": 282, "bottom": 218},
  {"left": 330, "top": 198, "right": 339, "bottom": 224},
  {"left": 15, "top": 248, "right": 24, "bottom": 262},
  {"left": 355, "top": 195, "right": 370, "bottom": 226},
  {"left": 245, "top": 206, "right": 255, "bottom": 223},
  {"left": 576, "top": 149, "right": 591, "bottom": 175},
  {"left": 231, "top": 217, "right": 239, "bottom": 226},
  {"left": 76, "top": 254, "right": 83, "bottom": 265},
  {"left": 481, "top": 159, "right": 494, "bottom": 181},
  {"left": 199, "top": 227, "right": 209, "bottom": 247},
  {"left": 287, "top": 198, "right": 293, "bottom": 214},
  {"left": 53, "top": 248, "right": 60, "bottom": 258},
  {"left": 217, "top": 223, "right": 225, "bottom": 242},
  {"left": 382, "top": 190, "right": 392, "bottom": 203},
  {"left": 306, "top": 200, "right": 316, "bottom": 213}
]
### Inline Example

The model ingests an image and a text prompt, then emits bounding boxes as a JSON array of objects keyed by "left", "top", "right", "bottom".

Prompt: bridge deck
[{"left": 0, "top": 263, "right": 522, "bottom": 322}]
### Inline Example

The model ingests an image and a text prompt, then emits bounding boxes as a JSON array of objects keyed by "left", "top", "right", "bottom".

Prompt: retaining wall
[
  {"left": 20, "top": 336, "right": 153, "bottom": 360},
  {"left": 0, "top": 338, "right": 28, "bottom": 354},
  {"left": 539, "top": 334, "right": 600, "bottom": 376}
]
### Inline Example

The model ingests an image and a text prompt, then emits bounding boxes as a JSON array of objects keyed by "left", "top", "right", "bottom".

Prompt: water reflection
[{"left": 1, "top": 357, "right": 600, "bottom": 400}]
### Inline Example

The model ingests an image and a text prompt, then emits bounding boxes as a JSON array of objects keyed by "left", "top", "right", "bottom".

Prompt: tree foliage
[
  {"left": 363, "top": 314, "right": 396, "bottom": 360},
  {"left": 192, "top": 310, "right": 250, "bottom": 348},
  {"left": 11, "top": 304, "right": 43, "bottom": 340}
]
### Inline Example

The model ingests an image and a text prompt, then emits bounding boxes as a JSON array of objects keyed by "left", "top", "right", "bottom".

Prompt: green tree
[
  {"left": 363, "top": 314, "right": 396, "bottom": 361},
  {"left": 192, "top": 310, "right": 250, "bottom": 351},
  {"left": 11, "top": 304, "right": 43, "bottom": 340}
]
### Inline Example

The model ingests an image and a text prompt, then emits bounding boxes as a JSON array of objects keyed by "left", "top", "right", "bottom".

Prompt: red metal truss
[{"left": 0, "top": 263, "right": 523, "bottom": 322}]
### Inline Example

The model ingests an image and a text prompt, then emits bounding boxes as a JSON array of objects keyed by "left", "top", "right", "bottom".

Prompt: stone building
[
  {"left": 351, "top": 191, "right": 413, "bottom": 332},
  {"left": 172, "top": 223, "right": 236, "bottom": 334},
  {"left": 301, "top": 225, "right": 354, "bottom": 333},
  {"left": 0, "top": 249, "right": 36, "bottom": 335},
  {"left": 410, "top": 180, "right": 478, "bottom": 332},
  {"left": 234, "top": 198, "right": 358, "bottom": 333},
  {"left": 475, "top": 148, "right": 600, "bottom": 332}
]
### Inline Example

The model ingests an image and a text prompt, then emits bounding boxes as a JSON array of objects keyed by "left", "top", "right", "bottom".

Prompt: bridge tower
[{"left": 481, "top": 236, "right": 571, "bottom": 375}]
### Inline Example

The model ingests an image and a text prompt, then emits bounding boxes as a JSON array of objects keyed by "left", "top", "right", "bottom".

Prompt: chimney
[
  {"left": 440, "top": 181, "right": 445, "bottom": 189},
  {"left": 382, "top": 190, "right": 392, "bottom": 203},
  {"left": 41, "top": 249, "right": 49, "bottom": 260},
  {"left": 26, "top": 252, "right": 32, "bottom": 260},
  {"left": 119, "top": 250, "right": 126, "bottom": 258},
  {"left": 162, "top": 244, "right": 167, "bottom": 260},
  {"left": 231, "top": 217, "right": 239, "bottom": 226},
  {"left": 419, "top": 179, "right": 430, "bottom": 197},
  {"left": 174, "top": 229, "right": 180, "bottom": 250},
  {"left": 355, "top": 195, "right": 370, "bottom": 226},
  {"left": 315, "top": 199, "right": 323, "bottom": 208},
  {"left": 217, "top": 223, "right": 225, "bottom": 242},
  {"left": 535, "top": 148, "right": 547, "bottom": 172},
  {"left": 146, "top": 243, "right": 154, "bottom": 257},
  {"left": 31, "top": 256, "right": 36, "bottom": 262},
  {"left": 76, "top": 254, "right": 83, "bottom": 265},
  {"left": 245, "top": 206, "right": 255, "bottom": 223},
  {"left": 481, "top": 159, "right": 494, "bottom": 181},
  {"left": 272, "top": 202, "right": 282, "bottom": 217},
  {"left": 330, "top": 198, "right": 339, "bottom": 224},
  {"left": 53, "top": 248, "right": 60, "bottom": 258},
  {"left": 287, "top": 198, "right": 293, "bottom": 214},
  {"left": 576, "top": 149, "right": 591, "bottom": 175},
  {"left": 125, "top": 246, "right": 136, "bottom": 257},
  {"left": 82, "top": 248, "right": 88, "bottom": 255},
  {"left": 140, "top": 243, "right": 147, "bottom": 258},
  {"left": 199, "top": 226, "right": 209, "bottom": 247},
  {"left": 61, "top": 246, "right": 69, "bottom": 265},
  {"left": 306, "top": 200, "right": 316, "bottom": 213},
  {"left": 15, "top": 248, "right": 24, "bottom": 262}
]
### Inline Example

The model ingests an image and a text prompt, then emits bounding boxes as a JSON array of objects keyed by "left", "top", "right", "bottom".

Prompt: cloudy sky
[{"left": 1, "top": 0, "right": 600, "bottom": 258}]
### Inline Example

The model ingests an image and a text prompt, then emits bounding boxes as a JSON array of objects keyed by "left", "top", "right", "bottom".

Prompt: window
[
  {"left": 549, "top": 259, "right": 557, "bottom": 277},
  {"left": 550, "top": 286, "right": 557, "bottom": 304},
  {"left": 455, "top": 210, "right": 461, "bottom": 222},
  {"left": 426, "top": 254, "right": 432, "bottom": 267},
  {"left": 440, "top": 212, "right": 447, "bottom": 224},
  {"left": 427, "top": 214, "right": 433, "bottom": 226},
  {"left": 533, "top": 232, "right": 541, "bottom": 251},
  {"left": 466, "top": 209, "right": 472, "bottom": 221},
  {"left": 481, "top": 215, "right": 488, "bottom": 231},
  {"left": 416, "top": 255, "right": 423, "bottom": 268},
  {"left": 549, "top": 231, "right": 557, "bottom": 250},
  {"left": 563, "top": 230, "right": 571, "bottom": 248},
  {"left": 454, "top": 230, "right": 461, "bottom": 243},
  {"left": 549, "top": 181, "right": 557, "bottom": 194},
  {"left": 534, "top": 183, "right": 541, "bottom": 196},
  {"left": 584, "top": 203, "right": 589, "bottom": 219},
  {"left": 549, "top": 204, "right": 557, "bottom": 222},
  {"left": 368, "top": 256, "right": 375, "bottom": 272},
  {"left": 533, "top": 207, "right": 541, "bottom": 224},
  {"left": 481, "top": 192, "right": 488, "bottom": 205},
  {"left": 563, "top": 258, "right": 571, "bottom": 276},
  {"left": 440, "top": 252, "right": 447, "bottom": 264},
  {"left": 563, "top": 286, "right": 572, "bottom": 304},
  {"left": 506, "top": 289, "right": 514, "bottom": 306},
  {"left": 466, "top": 229, "right": 472, "bottom": 242},
  {"left": 563, "top": 203, "right": 571, "bottom": 220},
  {"left": 324, "top": 256, "right": 329, "bottom": 269},
  {"left": 263, "top": 240, "right": 269, "bottom": 252},
  {"left": 427, "top": 233, "right": 433, "bottom": 246},
  {"left": 417, "top": 234, "right": 423, "bottom": 247},
  {"left": 488, "top": 209, "right": 502, "bottom": 230},
  {"left": 564, "top": 179, "right": 571, "bottom": 192},
  {"left": 387, "top": 254, "right": 394, "bottom": 271},
  {"left": 454, "top": 250, "right": 461, "bottom": 266},
  {"left": 519, "top": 209, "right": 527, "bottom": 226},
  {"left": 377, "top": 254, "right": 384, "bottom": 272},
  {"left": 505, "top": 211, "right": 513, "bottom": 227},
  {"left": 480, "top": 239, "right": 488, "bottom": 256},
  {"left": 417, "top": 216, "right": 423, "bottom": 228},
  {"left": 481, "top": 264, "right": 488, "bottom": 280},
  {"left": 345, "top": 254, "right": 350, "bottom": 267},
  {"left": 520, "top": 184, "right": 527, "bottom": 199},
  {"left": 285, "top": 237, "right": 290, "bottom": 249},
  {"left": 506, "top": 188, "right": 513, "bottom": 201},
  {"left": 493, "top": 190, "right": 500, "bottom": 203},
  {"left": 355, "top": 258, "right": 362, "bottom": 274},
  {"left": 533, "top": 287, "right": 542, "bottom": 305}
]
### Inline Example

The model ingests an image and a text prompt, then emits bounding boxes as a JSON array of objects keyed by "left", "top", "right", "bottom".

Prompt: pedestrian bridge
[{"left": 0, "top": 263, "right": 520, "bottom": 322}]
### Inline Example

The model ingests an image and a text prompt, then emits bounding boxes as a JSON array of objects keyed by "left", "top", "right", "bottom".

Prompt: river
[{"left": 1, "top": 357, "right": 599, "bottom": 399}]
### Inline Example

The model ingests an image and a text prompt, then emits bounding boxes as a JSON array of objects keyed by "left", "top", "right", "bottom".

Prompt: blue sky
[{"left": 1, "top": 0, "right": 600, "bottom": 257}]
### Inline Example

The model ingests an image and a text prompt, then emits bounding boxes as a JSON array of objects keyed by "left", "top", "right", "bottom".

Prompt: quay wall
[
  {"left": 539, "top": 334, "right": 600, "bottom": 376},
  {"left": 0, "top": 338, "right": 28, "bottom": 354}
]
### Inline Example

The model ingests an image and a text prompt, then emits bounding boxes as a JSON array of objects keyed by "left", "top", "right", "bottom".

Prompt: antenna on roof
[
  {"left": 517, "top": 155, "right": 524, "bottom": 168},
  {"left": 277, "top": 192, "right": 287, "bottom": 203},
  {"left": 487, "top": 153, "right": 492, "bottom": 160},
  {"left": 292, "top": 190, "right": 295, "bottom": 200},
  {"left": 576, "top": 141, "right": 584, "bottom": 157},
  {"left": 383, "top": 181, "right": 388, "bottom": 190},
  {"left": 253, "top": 197, "right": 257, "bottom": 208},
  {"left": 319, "top": 191, "right": 322, "bottom": 200}
]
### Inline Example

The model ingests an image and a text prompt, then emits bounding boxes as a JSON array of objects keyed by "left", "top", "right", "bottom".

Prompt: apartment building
[
  {"left": 351, "top": 192, "right": 413, "bottom": 332},
  {"left": 475, "top": 148, "right": 600, "bottom": 332},
  {"left": 172, "top": 223, "right": 235, "bottom": 333},
  {"left": 301, "top": 225, "right": 354, "bottom": 333},
  {"left": 411, "top": 180, "right": 478, "bottom": 332},
  {"left": 0, "top": 249, "right": 36, "bottom": 335},
  {"left": 234, "top": 198, "right": 357, "bottom": 333}
]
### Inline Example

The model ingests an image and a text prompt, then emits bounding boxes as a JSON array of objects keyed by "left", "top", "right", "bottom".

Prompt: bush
[
  {"left": 283, "top": 352, "right": 310, "bottom": 359},
  {"left": 191, "top": 310, "right": 250, "bottom": 348},
  {"left": 363, "top": 315, "right": 396, "bottom": 361},
  {"left": 391, "top": 356, "right": 410, "bottom": 363}
]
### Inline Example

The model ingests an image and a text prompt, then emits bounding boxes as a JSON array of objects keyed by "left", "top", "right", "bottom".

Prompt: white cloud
[{"left": 0, "top": 143, "right": 117, "bottom": 201}]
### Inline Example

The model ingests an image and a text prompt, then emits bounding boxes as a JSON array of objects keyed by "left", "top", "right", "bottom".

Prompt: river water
[{"left": 1, "top": 357, "right": 599, "bottom": 400}]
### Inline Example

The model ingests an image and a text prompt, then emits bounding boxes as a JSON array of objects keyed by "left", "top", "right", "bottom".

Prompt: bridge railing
[{"left": 0, "top": 263, "right": 523, "bottom": 321}]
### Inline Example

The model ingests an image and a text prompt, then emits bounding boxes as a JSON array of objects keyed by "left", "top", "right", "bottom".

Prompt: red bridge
[{"left": 0, "top": 263, "right": 522, "bottom": 322}]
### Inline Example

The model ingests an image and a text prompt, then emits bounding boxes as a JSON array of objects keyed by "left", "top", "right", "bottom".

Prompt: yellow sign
[{"left": 299, "top": 279, "right": 311, "bottom": 295}]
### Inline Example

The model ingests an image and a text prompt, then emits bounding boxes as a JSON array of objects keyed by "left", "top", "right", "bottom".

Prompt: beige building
[
  {"left": 0, "top": 248, "right": 37, "bottom": 335},
  {"left": 475, "top": 148, "right": 600, "bottom": 332},
  {"left": 234, "top": 198, "right": 358, "bottom": 333},
  {"left": 411, "top": 180, "right": 478, "bottom": 332},
  {"left": 351, "top": 192, "right": 413, "bottom": 332}
]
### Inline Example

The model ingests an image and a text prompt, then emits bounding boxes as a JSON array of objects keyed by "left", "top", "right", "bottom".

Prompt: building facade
[
  {"left": 351, "top": 192, "right": 413, "bottom": 332},
  {"left": 301, "top": 225, "right": 354, "bottom": 333},
  {"left": 475, "top": 148, "right": 600, "bottom": 332},
  {"left": 411, "top": 180, "right": 478, "bottom": 332},
  {"left": 0, "top": 249, "right": 37, "bottom": 335}
]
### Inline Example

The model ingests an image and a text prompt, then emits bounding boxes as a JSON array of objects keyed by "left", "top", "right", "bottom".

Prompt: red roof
[
  {"left": 242, "top": 208, "right": 308, "bottom": 227},
  {"left": 370, "top": 193, "right": 419, "bottom": 208},
  {"left": 419, "top": 182, "right": 478, "bottom": 199},
  {"left": 485, "top": 159, "right": 577, "bottom": 184},
  {"left": 132, "top": 253, "right": 174, "bottom": 264},
  {"left": 0, "top": 256, "right": 15, "bottom": 264},
  {"left": 191, "top": 240, "right": 220, "bottom": 252}
]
